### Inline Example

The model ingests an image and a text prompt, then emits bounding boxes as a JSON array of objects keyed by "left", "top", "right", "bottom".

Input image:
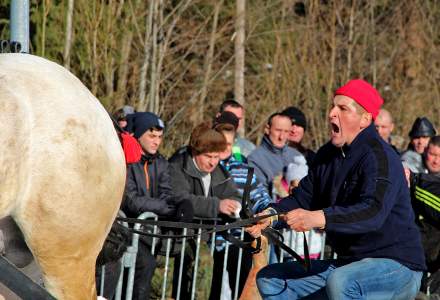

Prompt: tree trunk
[
  {"left": 235, "top": 0, "right": 246, "bottom": 137},
  {"left": 198, "top": 1, "right": 222, "bottom": 122},
  {"left": 346, "top": 0, "right": 356, "bottom": 81},
  {"left": 63, "top": 0, "right": 74, "bottom": 69},
  {"left": 40, "top": 0, "right": 51, "bottom": 57},
  {"left": 138, "top": 0, "right": 155, "bottom": 110},
  {"left": 370, "top": 0, "right": 377, "bottom": 86},
  {"left": 148, "top": 0, "right": 159, "bottom": 112}
]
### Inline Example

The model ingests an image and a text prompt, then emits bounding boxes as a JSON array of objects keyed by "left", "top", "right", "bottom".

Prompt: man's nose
[{"left": 329, "top": 107, "right": 337, "bottom": 118}]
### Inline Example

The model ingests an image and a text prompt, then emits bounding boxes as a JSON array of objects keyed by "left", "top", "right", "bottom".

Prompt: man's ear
[
  {"left": 360, "top": 113, "right": 372, "bottom": 129},
  {"left": 264, "top": 124, "right": 270, "bottom": 135},
  {"left": 390, "top": 123, "right": 394, "bottom": 132}
]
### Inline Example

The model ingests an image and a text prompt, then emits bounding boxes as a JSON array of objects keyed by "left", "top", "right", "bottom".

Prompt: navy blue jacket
[{"left": 274, "top": 124, "right": 426, "bottom": 271}]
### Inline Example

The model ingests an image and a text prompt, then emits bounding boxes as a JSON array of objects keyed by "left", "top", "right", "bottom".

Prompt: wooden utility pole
[{"left": 235, "top": 0, "right": 246, "bottom": 137}]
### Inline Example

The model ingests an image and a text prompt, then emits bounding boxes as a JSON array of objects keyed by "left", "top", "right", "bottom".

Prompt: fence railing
[{"left": 98, "top": 211, "right": 328, "bottom": 300}]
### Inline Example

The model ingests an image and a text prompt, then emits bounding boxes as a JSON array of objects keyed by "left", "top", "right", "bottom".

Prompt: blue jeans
[{"left": 256, "top": 258, "right": 422, "bottom": 300}]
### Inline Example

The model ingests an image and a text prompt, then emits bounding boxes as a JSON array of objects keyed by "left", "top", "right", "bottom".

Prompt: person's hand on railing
[
  {"left": 245, "top": 208, "right": 276, "bottom": 238},
  {"left": 160, "top": 203, "right": 177, "bottom": 217},
  {"left": 219, "top": 199, "right": 240, "bottom": 215},
  {"left": 175, "top": 199, "right": 194, "bottom": 222}
]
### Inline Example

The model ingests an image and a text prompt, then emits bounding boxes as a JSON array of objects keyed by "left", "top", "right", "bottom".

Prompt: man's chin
[
  {"left": 274, "top": 142, "right": 286, "bottom": 148},
  {"left": 331, "top": 138, "right": 345, "bottom": 148},
  {"left": 147, "top": 149, "right": 158, "bottom": 155}
]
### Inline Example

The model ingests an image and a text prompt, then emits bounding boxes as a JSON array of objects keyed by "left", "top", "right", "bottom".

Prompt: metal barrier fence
[{"left": 98, "top": 211, "right": 328, "bottom": 300}]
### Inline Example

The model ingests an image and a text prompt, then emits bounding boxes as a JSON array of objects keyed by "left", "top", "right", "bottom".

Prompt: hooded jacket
[
  {"left": 168, "top": 147, "right": 241, "bottom": 218},
  {"left": 273, "top": 123, "right": 426, "bottom": 271}
]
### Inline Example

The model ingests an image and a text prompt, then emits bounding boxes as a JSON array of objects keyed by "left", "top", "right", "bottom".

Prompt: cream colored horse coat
[{"left": 0, "top": 54, "right": 126, "bottom": 299}]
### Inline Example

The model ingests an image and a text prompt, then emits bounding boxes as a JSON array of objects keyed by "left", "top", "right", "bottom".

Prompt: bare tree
[
  {"left": 63, "top": 0, "right": 74, "bottom": 69},
  {"left": 346, "top": 0, "right": 356, "bottom": 81},
  {"left": 198, "top": 1, "right": 223, "bottom": 122},
  {"left": 28, "top": 0, "right": 440, "bottom": 156},
  {"left": 235, "top": 0, "right": 246, "bottom": 137},
  {"left": 40, "top": 0, "right": 51, "bottom": 57},
  {"left": 138, "top": 0, "right": 155, "bottom": 110}
]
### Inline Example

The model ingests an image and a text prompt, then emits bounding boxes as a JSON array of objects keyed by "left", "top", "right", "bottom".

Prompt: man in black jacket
[
  {"left": 122, "top": 112, "right": 176, "bottom": 300},
  {"left": 409, "top": 136, "right": 440, "bottom": 297}
]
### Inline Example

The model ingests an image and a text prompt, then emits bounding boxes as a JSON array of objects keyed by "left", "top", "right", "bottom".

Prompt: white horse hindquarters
[
  {"left": 0, "top": 72, "right": 32, "bottom": 218},
  {"left": 0, "top": 54, "right": 126, "bottom": 299}
]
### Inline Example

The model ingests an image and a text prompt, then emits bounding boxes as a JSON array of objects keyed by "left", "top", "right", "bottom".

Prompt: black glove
[
  {"left": 161, "top": 203, "right": 177, "bottom": 217},
  {"left": 97, "top": 222, "right": 130, "bottom": 266},
  {"left": 175, "top": 199, "right": 194, "bottom": 222}
]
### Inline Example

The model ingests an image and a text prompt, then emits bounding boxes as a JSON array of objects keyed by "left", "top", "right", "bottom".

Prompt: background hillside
[{"left": 1, "top": 0, "right": 440, "bottom": 154}]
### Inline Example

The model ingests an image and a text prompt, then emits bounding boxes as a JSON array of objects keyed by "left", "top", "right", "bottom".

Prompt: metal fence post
[
  {"left": 190, "top": 225, "right": 202, "bottom": 300},
  {"left": 10, "top": 0, "right": 29, "bottom": 53},
  {"left": 233, "top": 228, "right": 244, "bottom": 300},
  {"left": 176, "top": 227, "right": 187, "bottom": 300}
]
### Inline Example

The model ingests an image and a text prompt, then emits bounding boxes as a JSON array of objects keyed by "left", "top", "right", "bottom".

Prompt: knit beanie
[
  {"left": 126, "top": 112, "right": 165, "bottom": 139},
  {"left": 334, "top": 79, "right": 383, "bottom": 119}
]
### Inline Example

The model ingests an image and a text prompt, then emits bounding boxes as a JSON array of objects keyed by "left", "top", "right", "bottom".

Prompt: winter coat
[
  {"left": 248, "top": 135, "right": 303, "bottom": 193},
  {"left": 273, "top": 123, "right": 426, "bottom": 271},
  {"left": 401, "top": 149, "right": 427, "bottom": 173},
  {"left": 234, "top": 136, "right": 256, "bottom": 158},
  {"left": 168, "top": 147, "right": 241, "bottom": 218},
  {"left": 410, "top": 172, "right": 440, "bottom": 272},
  {"left": 121, "top": 154, "right": 175, "bottom": 218},
  {"left": 220, "top": 155, "right": 271, "bottom": 214}
]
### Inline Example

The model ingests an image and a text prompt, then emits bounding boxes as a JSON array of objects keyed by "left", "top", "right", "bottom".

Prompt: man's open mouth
[{"left": 331, "top": 122, "right": 340, "bottom": 134}]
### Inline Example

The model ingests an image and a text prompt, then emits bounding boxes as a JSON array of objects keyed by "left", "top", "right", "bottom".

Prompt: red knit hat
[{"left": 334, "top": 79, "right": 383, "bottom": 119}]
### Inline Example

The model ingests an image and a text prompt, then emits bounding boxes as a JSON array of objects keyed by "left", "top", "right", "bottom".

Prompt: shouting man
[{"left": 247, "top": 79, "right": 426, "bottom": 299}]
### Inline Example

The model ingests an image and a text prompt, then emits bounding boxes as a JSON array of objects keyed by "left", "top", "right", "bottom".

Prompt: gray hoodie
[{"left": 248, "top": 135, "right": 303, "bottom": 194}]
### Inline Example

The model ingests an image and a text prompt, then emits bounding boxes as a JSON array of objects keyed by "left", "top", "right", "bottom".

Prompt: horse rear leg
[
  {"left": 19, "top": 218, "right": 106, "bottom": 300},
  {"left": 34, "top": 249, "right": 98, "bottom": 300},
  {"left": 240, "top": 236, "right": 269, "bottom": 300}
]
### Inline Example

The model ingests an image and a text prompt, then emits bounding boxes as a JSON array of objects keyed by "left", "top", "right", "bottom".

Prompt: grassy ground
[{"left": 151, "top": 243, "right": 214, "bottom": 300}]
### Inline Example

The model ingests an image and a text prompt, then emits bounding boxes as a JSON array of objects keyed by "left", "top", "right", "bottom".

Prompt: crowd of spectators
[{"left": 99, "top": 81, "right": 440, "bottom": 299}]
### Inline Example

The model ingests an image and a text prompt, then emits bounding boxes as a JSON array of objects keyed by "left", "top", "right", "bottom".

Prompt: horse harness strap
[
  {"left": 238, "top": 166, "right": 310, "bottom": 270},
  {"left": 118, "top": 212, "right": 310, "bottom": 271},
  {"left": 117, "top": 212, "right": 278, "bottom": 235},
  {"left": 221, "top": 166, "right": 262, "bottom": 254}
]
